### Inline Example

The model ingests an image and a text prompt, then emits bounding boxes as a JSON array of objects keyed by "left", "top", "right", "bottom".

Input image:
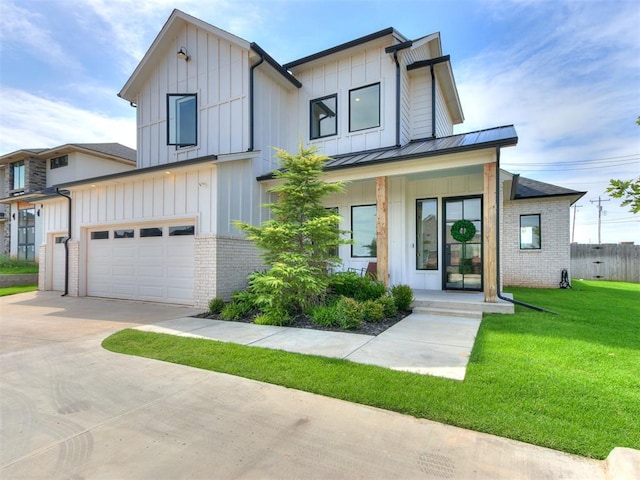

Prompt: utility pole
[
  {"left": 590, "top": 196, "right": 610, "bottom": 244},
  {"left": 571, "top": 204, "right": 582, "bottom": 243}
]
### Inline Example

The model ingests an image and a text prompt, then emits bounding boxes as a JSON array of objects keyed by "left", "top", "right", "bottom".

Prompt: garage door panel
[{"left": 87, "top": 224, "right": 194, "bottom": 305}]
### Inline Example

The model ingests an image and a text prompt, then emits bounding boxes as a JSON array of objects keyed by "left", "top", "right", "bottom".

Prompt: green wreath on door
[{"left": 451, "top": 219, "right": 477, "bottom": 275}]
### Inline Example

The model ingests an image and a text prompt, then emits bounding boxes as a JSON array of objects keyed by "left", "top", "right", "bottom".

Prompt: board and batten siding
[
  {"left": 291, "top": 40, "right": 397, "bottom": 157},
  {"left": 135, "top": 23, "right": 249, "bottom": 168},
  {"left": 409, "top": 68, "right": 433, "bottom": 140},
  {"left": 435, "top": 80, "right": 454, "bottom": 137}
]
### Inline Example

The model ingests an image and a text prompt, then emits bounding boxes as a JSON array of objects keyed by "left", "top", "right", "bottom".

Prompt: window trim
[
  {"left": 351, "top": 204, "right": 377, "bottom": 258},
  {"left": 349, "top": 83, "right": 381, "bottom": 132},
  {"left": 520, "top": 214, "right": 541, "bottom": 250},
  {"left": 166, "top": 93, "right": 198, "bottom": 148},
  {"left": 12, "top": 161, "right": 25, "bottom": 190},
  {"left": 416, "top": 198, "right": 438, "bottom": 271},
  {"left": 310, "top": 94, "right": 338, "bottom": 140},
  {"left": 50, "top": 155, "right": 68, "bottom": 169}
]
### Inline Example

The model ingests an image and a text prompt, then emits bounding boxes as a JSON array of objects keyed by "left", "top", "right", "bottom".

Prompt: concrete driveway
[{"left": 0, "top": 291, "right": 609, "bottom": 479}]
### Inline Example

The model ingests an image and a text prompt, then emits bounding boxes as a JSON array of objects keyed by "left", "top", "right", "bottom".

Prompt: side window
[
  {"left": 520, "top": 214, "right": 541, "bottom": 249},
  {"left": 167, "top": 94, "right": 197, "bottom": 147},
  {"left": 351, "top": 205, "right": 377, "bottom": 258},
  {"left": 349, "top": 83, "right": 380, "bottom": 132},
  {"left": 416, "top": 198, "right": 438, "bottom": 270},
  {"left": 50, "top": 155, "right": 68, "bottom": 169},
  {"left": 310, "top": 94, "right": 337, "bottom": 139},
  {"left": 12, "top": 161, "right": 25, "bottom": 190}
]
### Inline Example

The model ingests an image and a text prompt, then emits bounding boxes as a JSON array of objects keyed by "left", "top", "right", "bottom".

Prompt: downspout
[
  {"left": 248, "top": 53, "right": 265, "bottom": 152},
  {"left": 431, "top": 64, "right": 436, "bottom": 138},
  {"left": 56, "top": 188, "right": 72, "bottom": 297},
  {"left": 494, "top": 148, "right": 555, "bottom": 313},
  {"left": 392, "top": 51, "right": 401, "bottom": 147}
]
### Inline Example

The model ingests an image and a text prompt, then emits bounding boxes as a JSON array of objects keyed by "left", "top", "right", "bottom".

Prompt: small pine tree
[{"left": 236, "top": 146, "right": 349, "bottom": 317}]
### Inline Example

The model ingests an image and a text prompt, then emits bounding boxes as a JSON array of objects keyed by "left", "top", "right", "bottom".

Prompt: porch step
[
  {"left": 412, "top": 306, "right": 482, "bottom": 319},
  {"left": 411, "top": 298, "right": 514, "bottom": 315}
]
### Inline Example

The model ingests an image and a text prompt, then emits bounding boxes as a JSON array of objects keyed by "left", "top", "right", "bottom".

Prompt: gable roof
[
  {"left": 510, "top": 174, "right": 586, "bottom": 205},
  {"left": 0, "top": 143, "right": 136, "bottom": 165},
  {"left": 258, "top": 125, "right": 517, "bottom": 180}
]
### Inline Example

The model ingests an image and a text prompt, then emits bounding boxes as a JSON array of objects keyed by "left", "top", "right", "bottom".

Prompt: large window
[
  {"left": 520, "top": 214, "right": 541, "bottom": 249},
  {"left": 416, "top": 199, "right": 438, "bottom": 270},
  {"left": 310, "top": 94, "right": 337, "bottom": 139},
  {"left": 349, "top": 83, "right": 380, "bottom": 132},
  {"left": 17, "top": 207, "right": 35, "bottom": 261},
  {"left": 12, "top": 161, "right": 25, "bottom": 190},
  {"left": 50, "top": 155, "right": 68, "bottom": 169},
  {"left": 351, "top": 205, "right": 377, "bottom": 257},
  {"left": 167, "top": 94, "right": 197, "bottom": 147}
]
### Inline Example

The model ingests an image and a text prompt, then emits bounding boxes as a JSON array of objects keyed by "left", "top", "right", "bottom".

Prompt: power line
[
  {"left": 502, "top": 160, "right": 638, "bottom": 172},
  {"left": 502, "top": 153, "right": 639, "bottom": 166},
  {"left": 590, "top": 196, "right": 611, "bottom": 244}
]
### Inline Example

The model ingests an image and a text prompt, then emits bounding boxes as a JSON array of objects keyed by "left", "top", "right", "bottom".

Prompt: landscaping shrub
[
  {"left": 208, "top": 297, "right": 225, "bottom": 314},
  {"left": 377, "top": 295, "right": 398, "bottom": 318},
  {"left": 328, "top": 271, "right": 386, "bottom": 301},
  {"left": 335, "top": 296, "right": 364, "bottom": 330},
  {"left": 254, "top": 308, "right": 291, "bottom": 326},
  {"left": 220, "top": 290, "right": 256, "bottom": 320},
  {"left": 362, "top": 299, "right": 385, "bottom": 323},
  {"left": 310, "top": 304, "right": 344, "bottom": 327},
  {"left": 391, "top": 284, "right": 414, "bottom": 311}
]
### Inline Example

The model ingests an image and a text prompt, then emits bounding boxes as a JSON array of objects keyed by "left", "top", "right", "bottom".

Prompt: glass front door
[{"left": 443, "top": 197, "right": 482, "bottom": 291}]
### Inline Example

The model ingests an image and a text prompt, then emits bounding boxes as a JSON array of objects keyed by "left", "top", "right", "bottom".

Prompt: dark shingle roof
[
  {"left": 258, "top": 125, "right": 517, "bottom": 180},
  {"left": 69, "top": 143, "right": 136, "bottom": 162},
  {"left": 511, "top": 175, "right": 586, "bottom": 203}
]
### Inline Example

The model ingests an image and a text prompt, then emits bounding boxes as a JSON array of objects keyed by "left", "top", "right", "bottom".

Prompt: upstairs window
[
  {"left": 12, "top": 161, "right": 25, "bottom": 190},
  {"left": 310, "top": 94, "right": 337, "bottom": 139},
  {"left": 349, "top": 83, "right": 380, "bottom": 132},
  {"left": 50, "top": 155, "right": 68, "bottom": 169},
  {"left": 520, "top": 214, "right": 541, "bottom": 249},
  {"left": 167, "top": 94, "right": 197, "bottom": 147}
]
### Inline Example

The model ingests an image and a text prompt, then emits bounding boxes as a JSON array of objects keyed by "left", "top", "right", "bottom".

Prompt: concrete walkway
[{"left": 135, "top": 312, "right": 481, "bottom": 380}]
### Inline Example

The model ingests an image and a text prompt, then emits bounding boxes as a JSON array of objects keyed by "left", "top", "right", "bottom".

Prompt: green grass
[
  {"left": 102, "top": 280, "right": 639, "bottom": 459},
  {"left": 0, "top": 256, "right": 39, "bottom": 274},
  {"left": 0, "top": 285, "right": 38, "bottom": 296}
]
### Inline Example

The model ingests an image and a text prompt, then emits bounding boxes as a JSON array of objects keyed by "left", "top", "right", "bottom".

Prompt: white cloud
[{"left": 0, "top": 88, "right": 136, "bottom": 152}]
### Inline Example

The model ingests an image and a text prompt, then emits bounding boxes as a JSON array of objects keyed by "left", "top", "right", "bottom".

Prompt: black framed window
[
  {"left": 167, "top": 94, "right": 197, "bottom": 147},
  {"left": 349, "top": 83, "right": 380, "bottom": 132},
  {"left": 310, "top": 94, "right": 337, "bottom": 139},
  {"left": 50, "top": 155, "right": 68, "bottom": 169},
  {"left": 12, "top": 161, "right": 25, "bottom": 190},
  {"left": 416, "top": 198, "right": 438, "bottom": 270},
  {"left": 17, "top": 207, "right": 35, "bottom": 261},
  {"left": 520, "top": 214, "right": 541, "bottom": 249},
  {"left": 114, "top": 229, "right": 134, "bottom": 238},
  {"left": 169, "top": 225, "right": 195, "bottom": 236},
  {"left": 351, "top": 205, "right": 377, "bottom": 257}
]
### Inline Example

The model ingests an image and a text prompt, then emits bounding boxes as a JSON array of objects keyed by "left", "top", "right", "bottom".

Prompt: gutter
[
  {"left": 248, "top": 50, "right": 265, "bottom": 152},
  {"left": 56, "top": 188, "right": 72, "bottom": 297},
  {"left": 494, "top": 147, "right": 556, "bottom": 314},
  {"left": 385, "top": 41, "right": 413, "bottom": 147}
]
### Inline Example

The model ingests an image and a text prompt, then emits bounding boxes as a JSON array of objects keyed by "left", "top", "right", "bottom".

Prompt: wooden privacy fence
[{"left": 570, "top": 244, "right": 640, "bottom": 283}]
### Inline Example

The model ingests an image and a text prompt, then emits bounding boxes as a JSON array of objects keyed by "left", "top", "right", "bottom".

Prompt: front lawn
[
  {"left": 0, "top": 256, "right": 39, "bottom": 274},
  {"left": 102, "top": 280, "right": 640, "bottom": 459},
  {"left": 0, "top": 285, "right": 38, "bottom": 297}
]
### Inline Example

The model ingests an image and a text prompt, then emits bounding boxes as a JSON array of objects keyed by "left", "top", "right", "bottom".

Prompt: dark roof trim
[
  {"left": 284, "top": 27, "right": 405, "bottom": 69},
  {"left": 407, "top": 55, "right": 451, "bottom": 71},
  {"left": 56, "top": 153, "right": 218, "bottom": 188},
  {"left": 510, "top": 173, "right": 520, "bottom": 200},
  {"left": 384, "top": 40, "right": 413, "bottom": 53},
  {"left": 257, "top": 126, "right": 518, "bottom": 181},
  {"left": 510, "top": 174, "right": 587, "bottom": 205},
  {"left": 250, "top": 43, "right": 302, "bottom": 88}
]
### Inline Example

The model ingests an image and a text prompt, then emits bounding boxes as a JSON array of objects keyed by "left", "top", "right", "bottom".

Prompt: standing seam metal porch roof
[{"left": 257, "top": 125, "right": 518, "bottom": 180}]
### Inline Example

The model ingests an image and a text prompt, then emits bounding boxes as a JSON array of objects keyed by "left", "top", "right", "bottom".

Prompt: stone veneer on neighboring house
[{"left": 501, "top": 195, "right": 573, "bottom": 288}]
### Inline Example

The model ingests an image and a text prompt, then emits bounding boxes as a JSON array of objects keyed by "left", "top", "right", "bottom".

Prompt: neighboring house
[
  {"left": 32, "top": 9, "right": 584, "bottom": 308},
  {"left": 0, "top": 144, "right": 136, "bottom": 263}
]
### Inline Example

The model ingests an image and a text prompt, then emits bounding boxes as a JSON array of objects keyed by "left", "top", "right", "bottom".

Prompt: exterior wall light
[{"left": 177, "top": 47, "right": 190, "bottom": 61}]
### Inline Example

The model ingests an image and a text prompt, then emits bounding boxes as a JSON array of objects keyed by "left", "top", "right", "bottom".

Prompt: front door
[{"left": 443, "top": 196, "right": 482, "bottom": 291}]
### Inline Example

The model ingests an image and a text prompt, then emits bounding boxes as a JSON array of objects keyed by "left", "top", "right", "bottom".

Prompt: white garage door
[
  {"left": 87, "top": 224, "right": 195, "bottom": 305},
  {"left": 52, "top": 235, "right": 66, "bottom": 291}
]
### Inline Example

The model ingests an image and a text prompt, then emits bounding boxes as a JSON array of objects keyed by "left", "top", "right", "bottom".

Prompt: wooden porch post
[
  {"left": 376, "top": 176, "right": 389, "bottom": 286},
  {"left": 483, "top": 162, "right": 498, "bottom": 302}
]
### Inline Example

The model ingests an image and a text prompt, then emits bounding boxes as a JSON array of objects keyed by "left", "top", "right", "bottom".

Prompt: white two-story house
[{"left": 34, "top": 9, "right": 584, "bottom": 307}]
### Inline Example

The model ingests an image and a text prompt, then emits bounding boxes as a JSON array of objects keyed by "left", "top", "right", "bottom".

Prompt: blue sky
[{"left": 1, "top": 0, "right": 639, "bottom": 244}]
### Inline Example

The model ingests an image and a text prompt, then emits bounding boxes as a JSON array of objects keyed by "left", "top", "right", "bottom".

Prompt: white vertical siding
[
  {"left": 435, "top": 80, "right": 454, "bottom": 137},
  {"left": 136, "top": 24, "right": 249, "bottom": 168},
  {"left": 46, "top": 152, "right": 134, "bottom": 187},
  {"left": 409, "top": 69, "right": 433, "bottom": 140}
]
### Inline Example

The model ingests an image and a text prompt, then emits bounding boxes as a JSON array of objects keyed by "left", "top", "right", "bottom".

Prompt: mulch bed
[{"left": 194, "top": 311, "right": 410, "bottom": 336}]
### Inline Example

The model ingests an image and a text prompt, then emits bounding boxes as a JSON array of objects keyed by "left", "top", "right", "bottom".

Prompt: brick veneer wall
[
  {"left": 194, "top": 235, "right": 265, "bottom": 309},
  {"left": 502, "top": 196, "right": 572, "bottom": 288},
  {"left": 68, "top": 241, "right": 79, "bottom": 296}
]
